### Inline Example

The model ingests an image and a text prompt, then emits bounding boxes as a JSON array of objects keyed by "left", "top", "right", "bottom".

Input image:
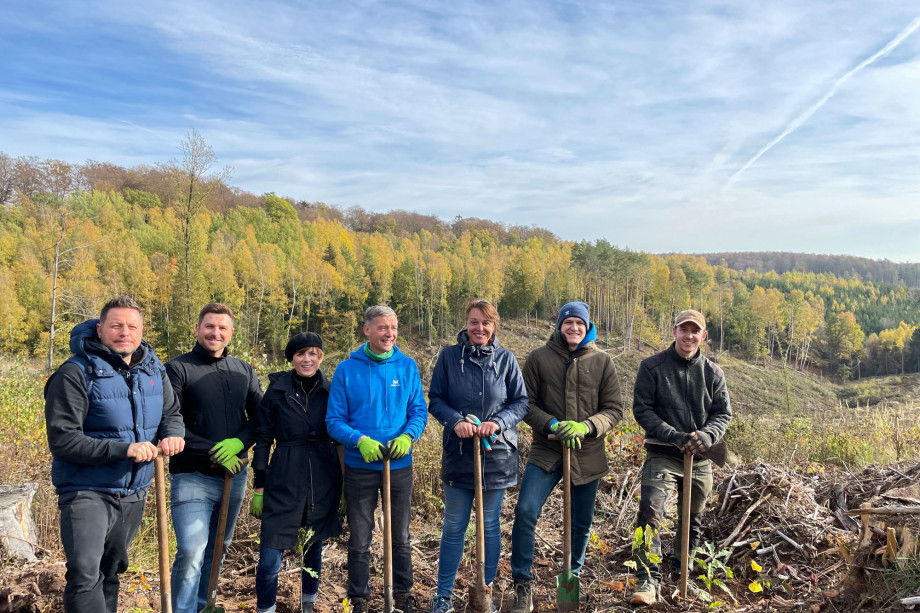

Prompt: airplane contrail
[{"left": 725, "top": 15, "right": 920, "bottom": 190}]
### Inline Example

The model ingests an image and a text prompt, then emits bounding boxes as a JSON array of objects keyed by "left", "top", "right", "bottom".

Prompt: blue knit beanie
[{"left": 556, "top": 301, "right": 590, "bottom": 330}]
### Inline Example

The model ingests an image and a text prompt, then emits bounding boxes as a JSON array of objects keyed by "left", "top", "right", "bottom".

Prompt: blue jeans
[
  {"left": 170, "top": 469, "right": 248, "bottom": 613},
  {"left": 256, "top": 540, "right": 324, "bottom": 612},
  {"left": 436, "top": 484, "right": 505, "bottom": 598},
  {"left": 510, "top": 462, "right": 600, "bottom": 580}
]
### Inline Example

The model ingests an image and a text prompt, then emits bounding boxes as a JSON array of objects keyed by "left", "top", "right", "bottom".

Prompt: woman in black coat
[{"left": 251, "top": 332, "right": 343, "bottom": 613}]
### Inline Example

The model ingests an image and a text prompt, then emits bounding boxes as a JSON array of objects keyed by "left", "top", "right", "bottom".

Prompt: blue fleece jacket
[{"left": 326, "top": 344, "right": 428, "bottom": 470}]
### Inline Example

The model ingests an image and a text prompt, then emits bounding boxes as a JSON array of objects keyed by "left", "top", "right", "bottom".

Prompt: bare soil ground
[{"left": 4, "top": 459, "right": 920, "bottom": 613}]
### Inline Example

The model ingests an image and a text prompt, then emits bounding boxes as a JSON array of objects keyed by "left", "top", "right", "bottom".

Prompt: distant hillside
[{"left": 691, "top": 252, "right": 920, "bottom": 286}]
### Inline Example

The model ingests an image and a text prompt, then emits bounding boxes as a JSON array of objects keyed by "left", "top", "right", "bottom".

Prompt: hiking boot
[
  {"left": 630, "top": 580, "right": 658, "bottom": 606},
  {"left": 301, "top": 602, "right": 315, "bottom": 613},
  {"left": 351, "top": 597, "right": 368, "bottom": 613},
  {"left": 396, "top": 592, "right": 419, "bottom": 613},
  {"left": 511, "top": 579, "right": 533, "bottom": 613},
  {"left": 430, "top": 595, "right": 454, "bottom": 613}
]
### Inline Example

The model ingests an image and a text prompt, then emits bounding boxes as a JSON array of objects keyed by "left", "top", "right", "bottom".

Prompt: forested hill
[
  {"left": 3, "top": 142, "right": 920, "bottom": 382},
  {"left": 693, "top": 252, "right": 920, "bottom": 287}
]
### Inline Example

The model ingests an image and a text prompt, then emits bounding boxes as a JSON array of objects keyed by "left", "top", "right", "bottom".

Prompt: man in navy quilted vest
[{"left": 44, "top": 295, "right": 185, "bottom": 613}]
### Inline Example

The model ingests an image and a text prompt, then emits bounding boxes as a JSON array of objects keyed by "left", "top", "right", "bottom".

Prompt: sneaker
[
  {"left": 430, "top": 595, "right": 453, "bottom": 613},
  {"left": 630, "top": 580, "right": 658, "bottom": 606},
  {"left": 351, "top": 597, "right": 368, "bottom": 613},
  {"left": 510, "top": 579, "right": 533, "bottom": 613},
  {"left": 396, "top": 592, "right": 419, "bottom": 613}
]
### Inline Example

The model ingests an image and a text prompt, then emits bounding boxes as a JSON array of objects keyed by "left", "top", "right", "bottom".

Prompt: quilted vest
[{"left": 51, "top": 321, "right": 165, "bottom": 495}]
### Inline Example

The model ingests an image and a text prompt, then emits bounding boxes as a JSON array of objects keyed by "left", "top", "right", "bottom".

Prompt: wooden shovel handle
[
  {"left": 680, "top": 451, "right": 692, "bottom": 599},
  {"left": 154, "top": 456, "right": 172, "bottom": 613}
]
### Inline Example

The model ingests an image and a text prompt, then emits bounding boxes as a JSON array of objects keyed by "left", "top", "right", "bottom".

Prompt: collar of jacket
[
  {"left": 667, "top": 341, "right": 702, "bottom": 365},
  {"left": 547, "top": 329, "right": 596, "bottom": 358},
  {"left": 192, "top": 342, "right": 229, "bottom": 362},
  {"left": 269, "top": 368, "right": 330, "bottom": 394},
  {"left": 457, "top": 329, "right": 499, "bottom": 353},
  {"left": 83, "top": 337, "right": 150, "bottom": 372}
]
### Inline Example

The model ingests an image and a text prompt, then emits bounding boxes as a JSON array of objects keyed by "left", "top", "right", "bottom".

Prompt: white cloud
[{"left": 2, "top": 0, "right": 920, "bottom": 258}]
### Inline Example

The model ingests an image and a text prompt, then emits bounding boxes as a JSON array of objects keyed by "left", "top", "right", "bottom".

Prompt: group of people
[{"left": 45, "top": 294, "right": 730, "bottom": 613}]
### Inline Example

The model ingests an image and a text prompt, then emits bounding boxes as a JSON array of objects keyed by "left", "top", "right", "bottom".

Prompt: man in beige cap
[{"left": 629, "top": 310, "right": 732, "bottom": 606}]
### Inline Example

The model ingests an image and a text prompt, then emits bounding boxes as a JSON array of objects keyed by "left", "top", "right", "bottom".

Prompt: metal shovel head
[
  {"left": 469, "top": 581, "right": 493, "bottom": 613},
  {"left": 556, "top": 569, "right": 580, "bottom": 612},
  {"left": 700, "top": 440, "right": 728, "bottom": 467}
]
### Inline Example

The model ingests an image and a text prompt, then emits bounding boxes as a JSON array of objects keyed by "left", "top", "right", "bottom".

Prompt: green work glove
[
  {"left": 356, "top": 436, "right": 386, "bottom": 463},
  {"left": 210, "top": 438, "right": 244, "bottom": 463},
  {"left": 215, "top": 454, "right": 242, "bottom": 475},
  {"left": 338, "top": 486, "right": 347, "bottom": 517},
  {"left": 250, "top": 492, "right": 264, "bottom": 518},
  {"left": 556, "top": 421, "right": 587, "bottom": 449},
  {"left": 388, "top": 434, "right": 412, "bottom": 460}
]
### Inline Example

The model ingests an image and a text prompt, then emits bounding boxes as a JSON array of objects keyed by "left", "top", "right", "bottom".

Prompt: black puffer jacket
[{"left": 632, "top": 343, "right": 731, "bottom": 454}]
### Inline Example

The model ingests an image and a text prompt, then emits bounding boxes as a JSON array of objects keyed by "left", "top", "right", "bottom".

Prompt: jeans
[
  {"left": 256, "top": 540, "right": 324, "bottom": 612},
  {"left": 58, "top": 489, "right": 146, "bottom": 613},
  {"left": 634, "top": 452, "right": 713, "bottom": 582},
  {"left": 170, "top": 469, "right": 248, "bottom": 613},
  {"left": 435, "top": 484, "right": 505, "bottom": 598},
  {"left": 510, "top": 462, "right": 600, "bottom": 581},
  {"left": 344, "top": 465, "right": 414, "bottom": 599}
]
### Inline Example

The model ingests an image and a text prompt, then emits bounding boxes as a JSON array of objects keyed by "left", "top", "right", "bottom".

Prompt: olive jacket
[{"left": 521, "top": 328, "right": 624, "bottom": 485}]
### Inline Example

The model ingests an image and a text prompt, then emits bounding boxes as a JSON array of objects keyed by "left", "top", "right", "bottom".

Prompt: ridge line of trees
[{"left": 2, "top": 137, "right": 919, "bottom": 379}]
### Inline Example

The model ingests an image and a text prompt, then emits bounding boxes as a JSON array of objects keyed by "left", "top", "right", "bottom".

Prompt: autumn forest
[{"left": 1, "top": 133, "right": 919, "bottom": 380}]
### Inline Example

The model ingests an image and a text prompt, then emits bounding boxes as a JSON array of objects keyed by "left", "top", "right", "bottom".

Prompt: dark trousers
[
  {"left": 344, "top": 465, "right": 413, "bottom": 599},
  {"left": 634, "top": 452, "right": 712, "bottom": 582},
  {"left": 58, "top": 489, "right": 146, "bottom": 613}
]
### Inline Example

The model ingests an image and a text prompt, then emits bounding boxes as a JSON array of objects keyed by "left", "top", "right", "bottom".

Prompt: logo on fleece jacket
[{"left": 391, "top": 379, "right": 400, "bottom": 387}]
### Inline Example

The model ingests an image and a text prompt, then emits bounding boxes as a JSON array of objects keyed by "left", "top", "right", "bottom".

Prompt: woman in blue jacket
[
  {"left": 428, "top": 299, "right": 529, "bottom": 613},
  {"left": 251, "top": 332, "right": 342, "bottom": 613}
]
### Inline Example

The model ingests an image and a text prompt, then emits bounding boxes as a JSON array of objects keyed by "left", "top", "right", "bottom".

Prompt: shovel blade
[
  {"left": 556, "top": 570, "right": 580, "bottom": 612},
  {"left": 701, "top": 440, "right": 728, "bottom": 467},
  {"left": 469, "top": 582, "right": 493, "bottom": 613}
]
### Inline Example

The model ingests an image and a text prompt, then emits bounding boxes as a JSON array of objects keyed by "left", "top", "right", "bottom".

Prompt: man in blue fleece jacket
[{"left": 326, "top": 305, "right": 428, "bottom": 613}]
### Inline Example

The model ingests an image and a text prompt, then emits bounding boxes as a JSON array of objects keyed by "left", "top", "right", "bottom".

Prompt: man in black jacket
[
  {"left": 630, "top": 310, "right": 731, "bottom": 607},
  {"left": 45, "top": 295, "right": 185, "bottom": 613},
  {"left": 167, "top": 303, "right": 263, "bottom": 613}
]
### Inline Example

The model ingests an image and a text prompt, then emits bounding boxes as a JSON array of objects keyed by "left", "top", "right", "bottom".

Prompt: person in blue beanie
[
  {"left": 509, "top": 301, "right": 624, "bottom": 613},
  {"left": 326, "top": 305, "right": 428, "bottom": 613}
]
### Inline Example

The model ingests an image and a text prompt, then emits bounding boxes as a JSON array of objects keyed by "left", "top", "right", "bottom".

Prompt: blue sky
[{"left": 3, "top": 1, "right": 920, "bottom": 260}]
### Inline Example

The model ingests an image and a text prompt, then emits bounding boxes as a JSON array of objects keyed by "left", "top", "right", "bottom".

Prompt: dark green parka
[{"left": 521, "top": 330, "right": 624, "bottom": 486}]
